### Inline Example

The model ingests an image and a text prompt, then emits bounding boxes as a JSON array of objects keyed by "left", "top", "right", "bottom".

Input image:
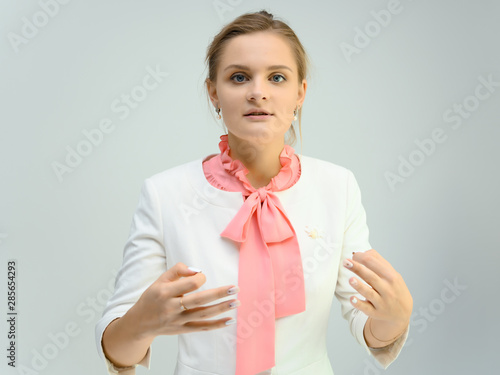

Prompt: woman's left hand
[{"left": 344, "top": 249, "right": 413, "bottom": 344}]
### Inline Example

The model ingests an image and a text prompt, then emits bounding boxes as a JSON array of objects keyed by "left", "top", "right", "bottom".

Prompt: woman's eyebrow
[{"left": 223, "top": 64, "right": 293, "bottom": 72}]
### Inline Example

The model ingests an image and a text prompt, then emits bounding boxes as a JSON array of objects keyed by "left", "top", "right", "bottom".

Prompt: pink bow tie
[{"left": 221, "top": 186, "right": 306, "bottom": 375}]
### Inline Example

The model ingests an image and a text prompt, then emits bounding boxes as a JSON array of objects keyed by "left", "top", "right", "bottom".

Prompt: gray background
[{"left": 1, "top": 0, "right": 499, "bottom": 374}]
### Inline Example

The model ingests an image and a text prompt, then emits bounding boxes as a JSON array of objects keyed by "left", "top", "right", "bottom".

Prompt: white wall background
[{"left": 1, "top": 1, "right": 499, "bottom": 374}]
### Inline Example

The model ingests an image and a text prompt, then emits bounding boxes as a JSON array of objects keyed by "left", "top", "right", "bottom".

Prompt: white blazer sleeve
[
  {"left": 95, "top": 178, "right": 168, "bottom": 374},
  {"left": 334, "top": 169, "right": 409, "bottom": 369}
]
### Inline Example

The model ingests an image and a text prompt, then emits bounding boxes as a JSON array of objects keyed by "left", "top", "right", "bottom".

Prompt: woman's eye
[
  {"left": 231, "top": 74, "right": 246, "bottom": 82},
  {"left": 230, "top": 73, "right": 285, "bottom": 83},
  {"left": 271, "top": 74, "right": 286, "bottom": 83}
]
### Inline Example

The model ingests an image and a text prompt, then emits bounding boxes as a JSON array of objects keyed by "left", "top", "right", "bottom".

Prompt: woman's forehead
[{"left": 218, "top": 31, "right": 297, "bottom": 70}]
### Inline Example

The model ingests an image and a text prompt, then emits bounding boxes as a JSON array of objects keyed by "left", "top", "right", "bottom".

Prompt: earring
[
  {"left": 215, "top": 106, "right": 221, "bottom": 120},
  {"left": 293, "top": 105, "right": 299, "bottom": 121}
]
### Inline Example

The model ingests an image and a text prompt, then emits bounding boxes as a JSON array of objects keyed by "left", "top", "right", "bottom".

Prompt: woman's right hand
[{"left": 128, "top": 262, "right": 240, "bottom": 339}]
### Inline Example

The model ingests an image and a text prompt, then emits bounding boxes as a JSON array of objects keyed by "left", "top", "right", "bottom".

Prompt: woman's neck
[{"left": 227, "top": 133, "right": 284, "bottom": 189}]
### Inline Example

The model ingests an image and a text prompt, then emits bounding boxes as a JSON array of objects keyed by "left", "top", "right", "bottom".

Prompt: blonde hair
[{"left": 205, "top": 10, "right": 309, "bottom": 148}]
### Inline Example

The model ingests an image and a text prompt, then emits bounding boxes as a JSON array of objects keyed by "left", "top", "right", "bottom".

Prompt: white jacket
[{"left": 95, "top": 154, "right": 409, "bottom": 374}]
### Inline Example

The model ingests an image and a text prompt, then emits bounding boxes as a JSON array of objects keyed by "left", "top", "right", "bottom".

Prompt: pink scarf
[{"left": 202, "top": 134, "right": 306, "bottom": 374}]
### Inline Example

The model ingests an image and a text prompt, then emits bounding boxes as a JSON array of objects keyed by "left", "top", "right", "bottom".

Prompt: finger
[
  {"left": 182, "top": 317, "right": 236, "bottom": 333},
  {"left": 155, "top": 263, "right": 207, "bottom": 297},
  {"left": 159, "top": 262, "right": 203, "bottom": 283},
  {"left": 349, "top": 295, "right": 376, "bottom": 317},
  {"left": 353, "top": 250, "right": 395, "bottom": 279},
  {"left": 169, "top": 272, "right": 207, "bottom": 298},
  {"left": 343, "top": 257, "right": 380, "bottom": 292},
  {"left": 349, "top": 276, "right": 380, "bottom": 308},
  {"left": 183, "top": 285, "right": 240, "bottom": 310},
  {"left": 180, "top": 298, "right": 240, "bottom": 323}
]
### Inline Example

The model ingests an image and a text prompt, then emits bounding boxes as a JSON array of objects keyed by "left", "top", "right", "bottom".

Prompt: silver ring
[{"left": 179, "top": 295, "right": 188, "bottom": 311}]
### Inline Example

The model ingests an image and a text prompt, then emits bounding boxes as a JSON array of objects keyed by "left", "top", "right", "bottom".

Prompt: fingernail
[
  {"left": 227, "top": 286, "right": 240, "bottom": 295},
  {"left": 188, "top": 266, "right": 202, "bottom": 273},
  {"left": 225, "top": 319, "right": 236, "bottom": 325},
  {"left": 350, "top": 278, "right": 358, "bottom": 286},
  {"left": 343, "top": 259, "right": 353, "bottom": 268},
  {"left": 352, "top": 297, "right": 358, "bottom": 304},
  {"left": 229, "top": 300, "right": 241, "bottom": 309}
]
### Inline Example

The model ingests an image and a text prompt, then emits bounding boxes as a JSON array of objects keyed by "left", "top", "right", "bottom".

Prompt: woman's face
[{"left": 207, "top": 31, "right": 307, "bottom": 145}]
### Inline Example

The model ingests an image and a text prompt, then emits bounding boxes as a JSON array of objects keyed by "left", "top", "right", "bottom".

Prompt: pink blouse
[{"left": 202, "top": 134, "right": 306, "bottom": 375}]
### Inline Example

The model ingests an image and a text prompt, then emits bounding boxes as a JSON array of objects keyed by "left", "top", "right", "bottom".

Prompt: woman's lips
[
  {"left": 244, "top": 112, "right": 273, "bottom": 119},
  {"left": 244, "top": 114, "right": 272, "bottom": 120}
]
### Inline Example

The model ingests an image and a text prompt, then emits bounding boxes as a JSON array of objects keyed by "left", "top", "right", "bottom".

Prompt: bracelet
[{"left": 367, "top": 318, "right": 407, "bottom": 344}]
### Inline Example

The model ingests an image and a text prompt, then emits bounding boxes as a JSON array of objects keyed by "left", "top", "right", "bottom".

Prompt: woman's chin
[{"left": 227, "top": 124, "right": 289, "bottom": 144}]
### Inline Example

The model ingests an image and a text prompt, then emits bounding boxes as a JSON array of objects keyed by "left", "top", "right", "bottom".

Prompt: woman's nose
[{"left": 246, "top": 78, "right": 268, "bottom": 101}]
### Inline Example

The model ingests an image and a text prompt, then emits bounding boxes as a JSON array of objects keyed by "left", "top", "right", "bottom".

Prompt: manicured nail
[
  {"left": 188, "top": 266, "right": 202, "bottom": 273},
  {"left": 350, "top": 278, "right": 358, "bottom": 286},
  {"left": 343, "top": 259, "right": 353, "bottom": 268},
  {"left": 229, "top": 300, "right": 241, "bottom": 309},
  {"left": 227, "top": 286, "right": 240, "bottom": 295},
  {"left": 352, "top": 297, "right": 358, "bottom": 304},
  {"left": 225, "top": 319, "right": 236, "bottom": 325}
]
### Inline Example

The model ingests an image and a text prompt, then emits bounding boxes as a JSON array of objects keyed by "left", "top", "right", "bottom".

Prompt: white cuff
[
  {"left": 103, "top": 347, "right": 151, "bottom": 374},
  {"left": 366, "top": 323, "right": 410, "bottom": 369},
  {"left": 96, "top": 315, "right": 152, "bottom": 374}
]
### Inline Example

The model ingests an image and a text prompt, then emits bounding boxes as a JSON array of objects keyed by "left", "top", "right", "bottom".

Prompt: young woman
[{"left": 96, "top": 10, "right": 413, "bottom": 375}]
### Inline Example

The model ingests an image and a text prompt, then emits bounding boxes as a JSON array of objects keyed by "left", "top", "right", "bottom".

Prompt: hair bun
[{"left": 258, "top": 10, "right": 273, "bottom": 19}]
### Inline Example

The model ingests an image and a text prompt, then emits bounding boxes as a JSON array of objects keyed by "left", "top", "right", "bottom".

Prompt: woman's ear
[
  {"left": 297, "top": 79, "right": 307, "bottom": 107},
  {"left": 206, "top": 78, "right": 219, "bottom": 106}
]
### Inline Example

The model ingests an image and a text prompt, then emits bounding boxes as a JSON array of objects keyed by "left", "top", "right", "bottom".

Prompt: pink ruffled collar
[{"left": 215, "top": 134, "right": 300, "bottom": 193}]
